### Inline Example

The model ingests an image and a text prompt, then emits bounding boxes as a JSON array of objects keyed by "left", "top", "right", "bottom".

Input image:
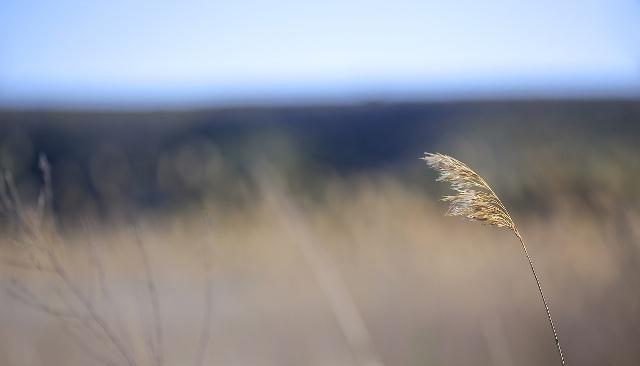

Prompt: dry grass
[
  {"left": 422, "top": 152, "right": 565, "bottom": 365},
  {"left": 0, "top": 157, "right": 212, "bottom": 366},
  {"left": 1, "top": 169, "right": 639, "bottom": 365}
]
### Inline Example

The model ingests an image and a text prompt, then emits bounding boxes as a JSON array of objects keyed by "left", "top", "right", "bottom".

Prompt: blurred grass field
[
  {"left": 1, "top": 100, "right": 640, "bottom": 365},
  {"left": 1, "top": 177, "right": 639, "bottom": 365}
]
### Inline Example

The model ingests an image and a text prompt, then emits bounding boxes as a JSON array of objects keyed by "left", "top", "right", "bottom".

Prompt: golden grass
[
  {"left": 422, "top": 152, "right": 566, "bottom": 365},
  {"left": 1, "top": 162, "right": 639, "bottom": 365}
]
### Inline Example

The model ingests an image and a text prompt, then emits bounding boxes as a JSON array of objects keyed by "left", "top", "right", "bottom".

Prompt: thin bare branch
[
  {"left": 0, "top": 257, "right": 55, "bottom": 273},
  {"left": 257, "top": 170, "right": 386, "bottom": 366},
  {"left": 4, "top": 171, "right": 26, "bottom": 227},
  {"left": 0, "top": 173, "right": 11, "bottom": 213},
  {"left": 85, "top": 224, "right": 135, "bottom": 354},
  {"left": 7, "top": 279, "right": 78, "bottom": 319},
  {"left": 47, "top": 248, "right": 138, "bottom": 366},
  {"left": 63, "top": 321, "right": 121, "bottom": 366},
  {"left": 36, "top": 153, "right": 53, "bottom": 227},
  {"left": 194, "top": 215, "right": 214, "bottom": 366},
  {"left": 134, "top": 228, "right": 164, "bottom": 366}
]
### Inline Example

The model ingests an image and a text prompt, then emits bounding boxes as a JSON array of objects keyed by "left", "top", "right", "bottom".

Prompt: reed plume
[{"left": 421, "top": 152, "right": 566, "bottom": 366}]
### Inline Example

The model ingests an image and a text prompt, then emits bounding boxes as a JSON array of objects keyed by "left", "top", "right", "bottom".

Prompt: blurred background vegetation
[
  {"left": 2, "top": 99, "right": 639, "bottom": 366},
  {"left": 2, "top": 100, "right": 639, "bottom": 225},
  {"left": 2, "top": 0, "right": 640, "bottom": 364}
]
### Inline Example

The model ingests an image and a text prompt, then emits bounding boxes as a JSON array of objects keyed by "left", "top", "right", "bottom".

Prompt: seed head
[{"left": 421, "top": 153, "right": 516, "bottom": 231}]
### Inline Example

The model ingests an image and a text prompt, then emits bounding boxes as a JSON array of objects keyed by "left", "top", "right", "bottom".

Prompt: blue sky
[{"left": 1, "top": 0, "right": 639, "bottom": 107}]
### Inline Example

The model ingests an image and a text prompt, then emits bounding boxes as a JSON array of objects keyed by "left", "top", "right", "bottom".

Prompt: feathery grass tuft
[
  {"left": 421, "top": 153, "right": 515, "bottom": 229},
  {"left": 421, "top": 152, "right": 566, "bottom": 366}
]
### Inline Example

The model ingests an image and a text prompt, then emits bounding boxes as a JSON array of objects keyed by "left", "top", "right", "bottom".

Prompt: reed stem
[{"left": 515, "top": 230, "right": 565, "bottom": 366}]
